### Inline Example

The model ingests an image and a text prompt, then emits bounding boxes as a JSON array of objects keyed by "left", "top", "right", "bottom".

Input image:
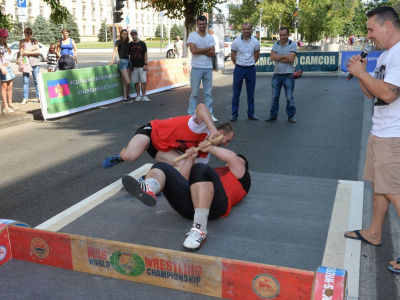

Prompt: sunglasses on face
[{"left": 25, "top": 32, "right": 32, "bottom": 34}]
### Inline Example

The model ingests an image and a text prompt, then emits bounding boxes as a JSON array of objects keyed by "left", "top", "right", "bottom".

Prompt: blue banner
[
  {"left": 256, "top": 52, "right": 339, "bottom": 72},
  {"left": 340, "top": 51, "right": 383, "bottom": 73}
]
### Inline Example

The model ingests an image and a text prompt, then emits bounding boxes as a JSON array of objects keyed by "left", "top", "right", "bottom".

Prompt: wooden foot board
[{"left": 0, "top": 221, "right": 347, "bottom": 299}]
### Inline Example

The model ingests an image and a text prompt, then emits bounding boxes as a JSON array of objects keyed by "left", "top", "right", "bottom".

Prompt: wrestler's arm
[
  {"left": 199, "top": 143, "right": 245, "bottom": 178},
  {"left": 179, "top": 148, "right": 198, "bottom": 180},
  {"left": 193, "top": 103, "right": 221, "bottom": 143}
]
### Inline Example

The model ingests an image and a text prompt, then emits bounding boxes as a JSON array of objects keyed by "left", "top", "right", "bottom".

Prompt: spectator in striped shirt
[{"left": 47, "top": 43, "right": 58, "bottom": 72}]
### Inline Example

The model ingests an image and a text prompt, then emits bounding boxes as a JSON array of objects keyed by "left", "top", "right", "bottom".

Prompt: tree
[
  {"left": 0, "top": 0, "right": 68, "bottom": 29},
  {"left": 49, "top": 19, "right": 63, "bottom": 45},
  {"left": 170, "top": 24, "right": 184, "bottom": 39},
  {"left": 143, "top": 0, "right": 224, "bottom": 47},
  {"left": 63, "top": 12, "right": 81, "bottom": 43},
  {"left": 98, "top": 21, "right": 109, "bottom": 42},
  {"left": 32, "top": 15, "right": 53, "bottom": 44},
  {"left": 155, "top": 24, "right": 168, "bottom": 38},
  {"left": 228, "top": 0, "right": 296, "bottom": 37},
  {"left": 8, "top": 19, "right": 32, "bottom": 43},
  {"left": 0, "top": 14, "right": 13, "bottom": 31},
  {"left": 297, "top": 0, "right": 329, "bottom": 44}
]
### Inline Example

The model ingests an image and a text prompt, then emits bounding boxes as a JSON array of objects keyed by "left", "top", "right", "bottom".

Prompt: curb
[{"left": 0, "top": 111, "right": 34, "bottom": 130}]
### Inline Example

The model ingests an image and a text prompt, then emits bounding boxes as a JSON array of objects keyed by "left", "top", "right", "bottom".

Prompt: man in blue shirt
[{"left": 266, "top": 27, "right": 297, "bottom": 123}]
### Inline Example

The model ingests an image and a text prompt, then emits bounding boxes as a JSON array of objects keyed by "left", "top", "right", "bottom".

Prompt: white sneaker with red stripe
[
  {"left": 122, "top": 175, "right": 157, "bottom": 207},
  {"left": 183, "top": 224, "right": 207, "bottom": 251}
]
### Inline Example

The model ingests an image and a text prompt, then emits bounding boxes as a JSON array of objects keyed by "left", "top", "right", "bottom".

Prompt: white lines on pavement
[
  {"left": 322, "top": 180, "right": 364, "bottom": 300},
  {"left": 36, "top": 164, "right": 153, "bottom": 232}
]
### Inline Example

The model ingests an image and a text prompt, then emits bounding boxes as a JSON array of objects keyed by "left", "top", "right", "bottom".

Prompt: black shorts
[
  {"left": 152, "top": 162, "right": 228, "bottom": 220},
  {"left": 134, "top": 123, "right": 157, "bottom": 159}
]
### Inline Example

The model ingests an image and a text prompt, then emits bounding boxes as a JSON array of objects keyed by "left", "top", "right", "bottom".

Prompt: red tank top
[
  {"left": 150, "top": 116, "right": 209, "bottom": 157},
  {"left": 215, "top": 166, "right": 248, "bottom": 217}
]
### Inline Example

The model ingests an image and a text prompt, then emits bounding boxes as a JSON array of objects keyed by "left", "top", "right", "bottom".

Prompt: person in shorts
[
  {"left": 0, "top": 28, "right": 17, "bottom": 113},
  {"left": 110, "top": 29, "right": 131, "bottom": 102},
  {"left": 128, "top": 29, "right": 149, "bottom": 102},
  {"left": 102, "top": 103, "right": 234, "bottom": 170},
  {"left": 344, "top": 7, "right": 400, "bottom": 264}
]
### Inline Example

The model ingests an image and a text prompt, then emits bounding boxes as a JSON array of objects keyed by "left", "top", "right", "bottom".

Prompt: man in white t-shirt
[
  {"left": 209, "top": 28, "right": 220, "bottom": 71},
  {"left": 344, "top": 6, "right": 400, "bottom": 271},
  {"left": 187, "top": 15, "right": 217, "bottom": 122}
]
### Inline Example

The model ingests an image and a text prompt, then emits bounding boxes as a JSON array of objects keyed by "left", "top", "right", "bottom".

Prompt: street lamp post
[{"left": 259, "top": 7, "right": 263, "bottom": 44}]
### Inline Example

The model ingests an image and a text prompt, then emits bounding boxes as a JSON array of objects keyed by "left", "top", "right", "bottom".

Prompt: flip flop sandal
[
  {"left": 344, "top": 230, "right": 382, "bottom": 247},
  {"left": 388, "top": 258, "right": 400, "bottom": 274}
]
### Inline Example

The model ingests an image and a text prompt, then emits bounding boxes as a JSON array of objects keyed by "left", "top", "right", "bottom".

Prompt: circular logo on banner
[
  {"left": 252, "top": 274, "right": 280, "bottom": 299},
  {"left": 0, "top": 246, "right": 7, "bottom": 261},
  {"left": 110, "top": 251, "right": 145, "bottom": 277},
  {"left": 31, "top": 237, "right": 49, "bottom": 258}
]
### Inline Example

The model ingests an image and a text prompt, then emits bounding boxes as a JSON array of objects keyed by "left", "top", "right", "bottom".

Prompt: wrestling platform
[{"left": 0, "top": 164, "right": 362, "bottom": 299}]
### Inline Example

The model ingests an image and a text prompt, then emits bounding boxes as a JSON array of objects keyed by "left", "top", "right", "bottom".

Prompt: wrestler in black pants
[{"left": 152, "top": 162, "right": 228, "bottom": 220}]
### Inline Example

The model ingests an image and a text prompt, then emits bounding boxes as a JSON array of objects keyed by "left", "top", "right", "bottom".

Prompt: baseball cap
[
  {"left": 0, "top": 29, "right": 9, "bottom": 37},
  {"left": 130, "top": 29, "right": 138, "bottom": 34}
]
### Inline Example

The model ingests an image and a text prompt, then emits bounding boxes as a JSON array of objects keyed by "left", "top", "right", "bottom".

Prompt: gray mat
[
  {"left": 0, "top": 172, "right": 338, "bottom": 299},
  {"left": 59, "top": 171, "right": 337, "bottom": 271}
]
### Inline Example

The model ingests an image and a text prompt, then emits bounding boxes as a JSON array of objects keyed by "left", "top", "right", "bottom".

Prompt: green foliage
[
  {"left": 49, "top": 19, "right": 63, "bottom": 44},
  {"left": 8, "top": 19, "right": 32, "bottom": 43},
  {"left": 144, "top": 0, "right": 223, "bottom": 33},
  {"left": 227, "top": 0, "right": 391, "bottom": 44},
  {"left": 155, "top": 24, "right": 168, "bottom": 38},
  {"left": 0, "top": 0, "right": 68, "bottom": 27},
  {"left": 43, "top": 0, "right": 69, "bottom": 24},
  {"left": 229, "top": 0, "right": 297, "bottom": 35},
  {"left": 170, "top": 24, "right": 184, "bottom": 39},
  {"left": 228, "top": 0, "right": 260, "bottom": 32},
  {"left": 32, "top": 15, "right": 54, "bottom": 44},
  {"left": 98, "top": 21, "right": 108, "bottom": 42},
  {"left": 0, "top": 13, "right": 13, "bottom": 30},
  {"left": 63, "top": 13, "right": 81, "bottom": 43},
  {"left": 297, "top": 0, "right": 329, "bottom": 43}
]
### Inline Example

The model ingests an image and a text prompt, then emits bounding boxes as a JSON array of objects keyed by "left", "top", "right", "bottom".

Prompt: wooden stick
[{"left": 173, "top": 135, "right": 223, "bottom": 162}]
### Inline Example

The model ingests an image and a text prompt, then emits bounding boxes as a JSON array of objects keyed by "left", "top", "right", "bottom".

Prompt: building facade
[{"left": 2, "top": 0, "right": 183, "bottom": 42}]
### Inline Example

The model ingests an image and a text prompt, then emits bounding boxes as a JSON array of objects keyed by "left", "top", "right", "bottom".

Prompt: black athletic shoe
[{"left": 122, "top": 175, "right": 157, "bottom": 207}]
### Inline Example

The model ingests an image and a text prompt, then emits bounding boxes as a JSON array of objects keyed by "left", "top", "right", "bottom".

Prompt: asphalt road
[{"left": 0, "top": 59, "right": 397, "bottom": 298}]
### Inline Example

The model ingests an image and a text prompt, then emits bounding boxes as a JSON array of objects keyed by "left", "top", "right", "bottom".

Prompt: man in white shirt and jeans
[
  {"left": 187, "top": 15, "right": 218, "bottom": 122},
  {"left": 230, "top": 22, "right": 260, "bottom": 121}
]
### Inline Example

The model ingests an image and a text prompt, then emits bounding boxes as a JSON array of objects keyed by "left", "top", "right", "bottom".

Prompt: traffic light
[
  {"left": 113, "top": 0, "right": 126, "bottom": 24},
  {"left": 113, "top": 11, "right": 123, "bottom": 23},
  {"left": 115, "top": 0, "right": 126, "bottom": 11}
]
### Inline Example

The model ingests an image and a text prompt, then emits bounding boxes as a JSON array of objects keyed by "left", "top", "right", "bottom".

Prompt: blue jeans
[
  {"left": 269, "top": 73, "right": 296, "bottom": 118},
  {"left": 23, "top": 65, "right": 40, "bottom": 99},
  {"left": 188, "top": 67, "right": 213, "bottom": 116},
  {"left": 231, "top": 65, "right": 256, "bottom": 117}
]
